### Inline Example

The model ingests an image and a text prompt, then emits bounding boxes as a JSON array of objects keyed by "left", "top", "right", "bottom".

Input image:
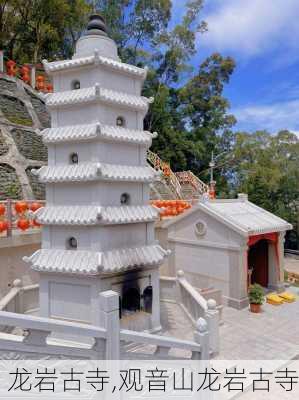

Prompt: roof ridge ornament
[{"left": 85, "top": 14, "right": 108, "bottom": 37}]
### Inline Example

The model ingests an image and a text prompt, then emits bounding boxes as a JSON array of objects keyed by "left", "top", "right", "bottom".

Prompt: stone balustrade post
[
  {"left": 193, "top": 318, "right": 209, "bottom": 360},
  {"left": 176, "top": 270, "right": 185, "bottom": 302},
  {"left": 205, "top": 299, "right": 219, "bottom": 355},
  {"left": 100, "top": 290, "right": 120, "bottom": 360},
  {"left": 0, "top": 51, "right": 3, "bottom": 73},
  {"left": 31, "top": 66, "right": 36, "bottom": 89},
  {"left": 13, "top": 279, "right": 23, "bottom": 313},
  {"left": 6, "top": 199, "right": 12, "bottom": 237}
]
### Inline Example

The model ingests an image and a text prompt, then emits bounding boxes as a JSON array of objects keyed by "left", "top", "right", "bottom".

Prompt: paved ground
[
  {"left": 217, "top": 288, "right": 299, "bottom": 360},
  {"left": 158, "top": 286, "right": 299, "bottom": 360},
  {"left": 284, "top": 256, "right": 299, "bottom": 274}
]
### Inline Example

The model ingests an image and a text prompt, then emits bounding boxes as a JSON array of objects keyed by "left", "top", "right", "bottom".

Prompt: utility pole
[
  {"left": 209, "top": 151, "right": 215, "bottom": 185},
  {"left": 209, "top": 151, "right": 216, "bottom": 199}
]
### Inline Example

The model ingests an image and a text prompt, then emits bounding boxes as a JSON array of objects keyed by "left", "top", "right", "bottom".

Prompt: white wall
[
  {"left": 46, "top": 181, "right": 149, "bottom": 207},
  {"left": 54, "top": 67, "right": 142, "bottom": 95},
  {"left": 52, "top": 103, "right": 142, "bottom": 130},
  {"left": 44, "top": 222, "right": 154, "bottom": 251},
  {"left": 48, "top": 142, "right": 147, "bottom": 167},
  {"left": 156, "top": 208, "right": 248, "bottom": 308}
]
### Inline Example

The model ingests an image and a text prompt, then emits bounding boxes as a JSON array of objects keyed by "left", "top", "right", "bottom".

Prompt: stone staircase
[{"left": 147, "top": 150, "right": 208, "bottom": 200}]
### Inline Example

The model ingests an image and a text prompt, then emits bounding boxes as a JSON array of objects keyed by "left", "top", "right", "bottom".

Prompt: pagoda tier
[
  {"left": 33, "top": 162, "right": 159, "bottom": 183},
  {"left": 34, "top": 205, "right": 159, "bottom": 225},
  {"left": 25, "top": 245, "right": 169, "bottom": 275},
  {"left": 45, "top": 84, "right": 153, "bottom": 114},
  {"left": 42, "top": 123, "right": 157, "bottom": 145},
  {"left": 43, "top": 51, "right": 147, "bottom": 80}
]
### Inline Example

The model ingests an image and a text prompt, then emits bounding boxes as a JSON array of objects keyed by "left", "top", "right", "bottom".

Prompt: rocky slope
[{"left": 0, "top": 75, "right": 49, "bottom": 200}]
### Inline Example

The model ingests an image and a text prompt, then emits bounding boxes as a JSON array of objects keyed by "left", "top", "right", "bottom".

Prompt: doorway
[
  {"left": 121, "top": 287, "right": 141, "bottom": 313},
  {"left": 248, "top": 239, "right": 269, "bottom": 287}
]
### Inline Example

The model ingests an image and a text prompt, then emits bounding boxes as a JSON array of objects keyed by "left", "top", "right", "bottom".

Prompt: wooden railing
[{"left": 147, "top": 150, "right": 182, "bottom": 198}]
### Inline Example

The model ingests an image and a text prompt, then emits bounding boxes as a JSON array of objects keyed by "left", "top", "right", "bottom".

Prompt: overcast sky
[{"left": 173, "top": 0, "right": 299, "bottom": 134}]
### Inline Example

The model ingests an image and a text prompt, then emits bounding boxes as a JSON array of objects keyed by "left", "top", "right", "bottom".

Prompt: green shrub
[{"left": 248, "top": 284, "right": 265, "bottom": 305}]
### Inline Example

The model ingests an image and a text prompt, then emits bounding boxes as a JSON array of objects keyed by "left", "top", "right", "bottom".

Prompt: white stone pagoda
[{"left": 25, "top": 14, "right": 169, "bottom": 332}]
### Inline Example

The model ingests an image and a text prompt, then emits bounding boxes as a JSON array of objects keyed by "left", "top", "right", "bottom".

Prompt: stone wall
[
  {"left": 0, "top": 163, "right": 22, "bottom": 200},
  {"left": 0, "top": 75, "right": 49, "bottom": 199},
  {"left": 11, "top": 129, "right": 47, "bottom": 161}
]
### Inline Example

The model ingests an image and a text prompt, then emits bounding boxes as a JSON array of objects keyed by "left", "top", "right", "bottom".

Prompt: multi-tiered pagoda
[{"left": 25, "top": 14, "right": 168, "bottom": 331}]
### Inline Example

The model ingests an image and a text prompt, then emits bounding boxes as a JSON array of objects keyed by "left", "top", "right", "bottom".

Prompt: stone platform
[{"left": 155, "top": 290, "right": 299, "bottom": 360}]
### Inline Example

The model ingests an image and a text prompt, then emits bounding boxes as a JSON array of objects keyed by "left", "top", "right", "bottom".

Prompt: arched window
[
  {"left": 116, "top": 116, "right": 126, "bottom": 127},
  {"left": 71, "top": 80, "right": 80, "bottom": 90},
  {"left": 67, "top": 237, "right": 78, "bottom": 250},
  {"left": 70, "top": 152, "right": 79, "bottom": 164},
  {"left": 120, "top": 193, "right": 130, "bottom": 205}
]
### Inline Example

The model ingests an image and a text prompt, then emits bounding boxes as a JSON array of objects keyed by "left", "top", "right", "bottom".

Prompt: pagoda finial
[{"left": 85, "top": 14, "right": 108, "bottom": 37}]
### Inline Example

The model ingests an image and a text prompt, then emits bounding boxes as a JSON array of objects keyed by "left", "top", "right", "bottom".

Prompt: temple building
[
  {"left": 156, "top": 194, "right": 292, "bottom": 309},
  {"left": 25, "top": 14, "right": 169, "bottom": 332}
]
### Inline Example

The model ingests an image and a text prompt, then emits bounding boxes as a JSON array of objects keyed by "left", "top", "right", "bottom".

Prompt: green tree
[
  {"left": 179, "top": 53, "right": 236, "bottom": 174},
  {"left": 0, "top": 0, "right": 91, "bottom": 63},
  {"left": 226, "top": 130, "right": 299, "bottom": 248}
]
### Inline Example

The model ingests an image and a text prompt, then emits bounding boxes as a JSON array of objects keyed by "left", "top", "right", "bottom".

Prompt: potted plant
[{"left": 248, "top": 284, "right": 264, "bottom": 313}]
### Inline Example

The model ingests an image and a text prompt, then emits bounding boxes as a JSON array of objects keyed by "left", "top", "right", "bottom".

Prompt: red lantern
[
  {"left": 45, "top": 83, "right": 53, "bottom": 93},
  {"left": 15, "top": 201, "right": 28, "bottom": 214},
  {"left": 0, "top": 220, "right": 8, "bottom": 233},
  {"left": 163, "top": 164, "right": 171, "bottom": 177},
  {"left": 30, "top": 202, "right": 42, "bottom": 212},
  {"left": 36, "top": 75, "right": 45, "bottom": 91},
  {"left": 20, "top": 65, "right": 30, "bottom": 84},
  {"left": 0, "top": 203, "right": 5, "bottom": 216},
  {"left": 6, "top": 60, "right": 17, "bottom": 77},
  {"left": 17, "top": 219, "right": 30, "bottom": 231}
]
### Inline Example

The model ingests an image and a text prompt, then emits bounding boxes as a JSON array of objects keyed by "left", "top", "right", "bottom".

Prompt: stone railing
[
  {"left": 121, "top": 320, "right": 208, "bottom": 360},
  {"left": 0, "top": 310, "right": 107, "bottom": 359},
  {"left": 0, "top": 290, "right": 210, "bottom": 360},
  {"left": 176, "top": 270, "right": 208, "bottom": 321},
  {"left": 160, "top": 271, "right": 220, "bottom": 355},
  {"left": 175, "top": 171, "right": 209, "bottom": 196},
  {"left": 147, "top": 150, "right": 182, "bottom": 199},
  {"left": 0, "top": 279, "right": 38, "bottom": 315}
]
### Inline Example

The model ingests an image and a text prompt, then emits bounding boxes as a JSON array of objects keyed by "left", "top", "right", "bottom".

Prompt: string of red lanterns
[
  {"left": 0, "top": 201, "right": 43, "bottom": 233},
  {"left": 151, "top": 199, "right": 192, "bottom": 218},
  {"left": 4, "top": 59, "right": 53, "bottom": 93}
]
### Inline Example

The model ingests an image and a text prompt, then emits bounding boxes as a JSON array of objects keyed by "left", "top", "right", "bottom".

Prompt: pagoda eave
[
  {"left": 45, "top": 85, "right": 153, "bottom": 113},
  {"left": 24, "top": 245, "right": 170, "bottom": 275},
  {"left": 35, "top": 205, "right": 159, "bottom": 225},
  {"left": 34, "top": 162, "right": 160, "bottom": 184},
  {"left": 43, "top": 53, "right": 147, "bottom": 80},
  {"left": 42, "top": 123, "right": 156, "bottom": 146}
]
